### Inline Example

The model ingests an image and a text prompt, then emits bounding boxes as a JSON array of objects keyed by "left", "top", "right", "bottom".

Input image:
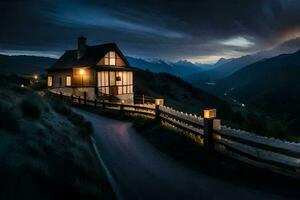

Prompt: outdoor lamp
[
  {"left": 79, "top": 69, "right": 84, "bottom": 75},
  {"left": 155, "top": 99, "right": 164, "bottom": 106},
  {"left": 204, "top": 109, "right": 216, "bottom": 119}
]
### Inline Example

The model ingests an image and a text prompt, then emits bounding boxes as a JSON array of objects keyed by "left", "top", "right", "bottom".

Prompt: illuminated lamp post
[
  {"left": 79, "top": 69, "right": 84, "bottom": 87},
  {"left": 203, "top": 108, "right": 216, "bottom": 151}
]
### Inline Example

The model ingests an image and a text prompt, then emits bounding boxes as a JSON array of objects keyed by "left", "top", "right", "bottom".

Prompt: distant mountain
[
  {"left": 127, "top": 56, "right": 211, "bottom": 78},
  {"left": 187, "top": 37, "right": 300, "bottom": 84},
  {"left": 219, "top": 49, "right": 300, "bottom": 119},
  {"left": 214, "top": 57, "right": 234, "bottom": 67},
  {"left": 0, "top": 54, "right": 56, "bottom": 75}
]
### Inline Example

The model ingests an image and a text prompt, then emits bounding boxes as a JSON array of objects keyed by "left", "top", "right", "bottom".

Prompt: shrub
[
  {"left": 20, "top": 97, "right": 42, "bottom": 120},
  {"left": 0, "top": 99, "right": 20, "bottom": 131},
  {"left": 50, "top": 99, "right": 72, "bottom": 116}
]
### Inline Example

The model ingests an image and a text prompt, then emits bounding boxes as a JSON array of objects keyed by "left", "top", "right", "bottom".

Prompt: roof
[{"left": 50, "top": 43, "right": 129, "bottom": 69}]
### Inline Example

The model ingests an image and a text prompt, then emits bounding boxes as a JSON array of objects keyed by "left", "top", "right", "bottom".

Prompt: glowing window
[
  {"left": 104, "top": 51, "right": 116, "bottom": 66},
  {"left": 116, "top": 71, "right": 122, "bottom": 86},
  {"left": 118, "top": 86, "right": 123, "bottom": 94},
  {"left": 109, "top": 72, "right": 115, "bottom": 86},
  {"left": 47, "top": 76, "right": 53, "bottom": 87},
  {"left": 66, "top": 76, "right": 71, "bottom": 86},
  {"left": 109, "top": 51, "right": 116, "bottom": 65}
]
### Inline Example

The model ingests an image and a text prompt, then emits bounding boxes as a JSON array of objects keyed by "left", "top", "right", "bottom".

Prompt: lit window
[
  {"left": 109, "top": 72, "right": 115, "bottom": 86},
  {"left": 47, "top": 76, "right": 53, "bottom": 87},
  {"left": 116, "top": 71, "right": 122, "bottom": 85},
  {"left": 104, "top": 51, "right": 116, "bottom": 66},
  {"left": 118, "top": 86, "right": 123, "bottom": 94},
  {"left": 109, "top": 51, "right": 116, "bottom": 65},
  {"left": 128, "top": 72, "right": 133, "bottom": 84},
  {"left": 66, "top": 76, "right": 71, "bottom": 86},
  {"left": 104, "top": 57, "right": 109, "bottom": 65}
]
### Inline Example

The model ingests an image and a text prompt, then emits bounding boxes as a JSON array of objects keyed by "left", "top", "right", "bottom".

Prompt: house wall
[
  {"left": 115, "top": 93, "right": 134, "bottom": 104},
  {"left": 49, "top": 87, "right": 96, "bottom": 100},
  {"left": 48, "top": 67, "right": 96, "bottom": 100},
  {"left": 48, "top": 69, "right": 72, "bottom": 88},
  {"left": 72, "top": 67, "right": 95, "bottom": 87}
]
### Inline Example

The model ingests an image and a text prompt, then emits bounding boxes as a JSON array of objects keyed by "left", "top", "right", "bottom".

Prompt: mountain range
[
  {"left": 126, "top": 56, "right": 212, "bottom": 78},
  {"left": 187, "top": 37, "right": 300, "bottom": 84}
]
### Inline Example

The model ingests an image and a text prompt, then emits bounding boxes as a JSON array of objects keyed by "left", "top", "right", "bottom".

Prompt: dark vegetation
[
  {"left": 0, "top": 54, "right": 56, "bottom": 75},
  {"left": 79, "top": 106, "right": 300, "bottom": 199},
  {"left": 0, "top": 76, "right": 115, "bottom": 200}
]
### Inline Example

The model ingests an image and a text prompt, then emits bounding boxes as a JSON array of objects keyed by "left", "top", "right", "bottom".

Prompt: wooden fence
[{"left": 49, "top": 91, "right": 300, "bottom": 179}]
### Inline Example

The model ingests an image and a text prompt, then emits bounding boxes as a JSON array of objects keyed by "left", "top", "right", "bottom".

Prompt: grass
[
  {"left": 0, "top": 77, "right": 116, "bottom": 200},
  {"left": 79, "top": 105, "right": 300, "bottom": 199}
]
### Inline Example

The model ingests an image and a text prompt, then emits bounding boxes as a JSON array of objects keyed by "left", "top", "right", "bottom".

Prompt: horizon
[{"left": 1, "top": 0, "right": 300, "bottom": 64}]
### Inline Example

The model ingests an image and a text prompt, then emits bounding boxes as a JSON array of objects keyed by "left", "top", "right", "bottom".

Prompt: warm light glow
[
  {"left": 79, "top": 69, "right": 84, "bottom": 75},
  {"left": 121, "top": 100, "right": 125, "bottom": 104},
  {"left": 21, "top": 84, "right": 24, "bottom": 88},
  {"left": 34, "top": 75, "right": 38, "bottom": 80},
  {"left": 66, "top": 76, "right": 71, "bottom": 86},
  {"left": 204, "top": 109, "right": 216, "bottom": 119},
  {"left": 155, "top": 99, "right": 164, "bottom": 106}
]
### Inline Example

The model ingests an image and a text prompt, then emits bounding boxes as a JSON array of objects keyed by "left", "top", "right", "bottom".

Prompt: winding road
[{"left": 76, "top": 109, "right": 285, "bottom": 200}]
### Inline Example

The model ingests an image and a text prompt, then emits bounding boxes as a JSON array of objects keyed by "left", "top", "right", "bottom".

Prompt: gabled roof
[{"left": 50, "top": 43, "right": 129, "bottom": 69}]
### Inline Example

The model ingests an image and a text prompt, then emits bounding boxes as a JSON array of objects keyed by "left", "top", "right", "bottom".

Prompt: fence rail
[{"left": 48, "top": 91, "right": 300, "bottom": 179}]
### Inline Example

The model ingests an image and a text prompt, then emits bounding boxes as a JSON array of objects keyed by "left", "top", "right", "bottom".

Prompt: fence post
[
  {"left": 155, "top": 104, "right": 160, "bottom": 121},
  {"left": 84, "top": 92, "right": 87, "bottom": 105},
  {"left": 79, "top": 96, "right": 81, "bottom": 104},
  {"left": 203, "top": 109, "right": 216, "bottom": 152},
  {"left": 102, "top": 100, "right": 105, "bottom": 110},
  {"left": 60, "top": 92, "right": 63, "bottom": 100},
  {"left": 71, "top": 94, "right": 74, "bottom": 103},
  {"left": 94, "top": 99, "right": 97, "bottom": 107},
  {"left": 120, "top": 103, "right": 124, "bottom": 113},
  {"left": 142, "top": 94, "right": 145, "bottom": 104}
]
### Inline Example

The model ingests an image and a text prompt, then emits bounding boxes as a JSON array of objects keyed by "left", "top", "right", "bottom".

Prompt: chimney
[{"left": 77, "top": 35, "right": 87, "bottom": 59}]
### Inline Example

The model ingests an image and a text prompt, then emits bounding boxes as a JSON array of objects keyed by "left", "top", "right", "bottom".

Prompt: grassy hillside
[
  {"left": 0, "top": 76, "right": 115, "bottom": 200},
  {"left": 133, "top": 69, "right": 233, "bottom": 119}
]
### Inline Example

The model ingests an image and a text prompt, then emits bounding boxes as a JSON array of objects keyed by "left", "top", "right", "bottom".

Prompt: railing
[
  {"left": 134, "top": 94, "right": 162, "bottom": 105},
  {"left": 48, "top": 91, "right": 300, "bottom": 179}
]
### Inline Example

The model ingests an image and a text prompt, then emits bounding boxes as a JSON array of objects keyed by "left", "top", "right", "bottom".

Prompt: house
[{"left": 47, "top": 36, "right": 134, "bottom": 103}]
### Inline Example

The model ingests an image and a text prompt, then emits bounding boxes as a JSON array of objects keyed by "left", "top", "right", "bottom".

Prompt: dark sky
[{"left": 1, "top": 0, "right": 300, "bottom": 63}]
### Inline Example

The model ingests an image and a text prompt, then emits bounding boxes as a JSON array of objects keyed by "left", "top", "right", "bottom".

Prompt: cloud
[
  {"left": 220, "top": 37, "right": 255, "bottom": 48},
  {"left": 43, "top": 2, "right": 185, "bottom": 39},
  {"left": 1, "top": 0, "right": 300, "bottom": 63}
]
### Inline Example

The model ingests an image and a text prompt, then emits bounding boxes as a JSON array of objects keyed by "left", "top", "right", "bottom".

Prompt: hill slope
[
  {"left": 133, "top": 69, "right": 233, "bottom": 119},
  {"left": 220, "top": 49, "right": 300, "bottom": 121},
  {"left": 0, "top": 77, "right": 115, "bottom": 199},
  {"left": 0, "top": 54, "right": 56, "bottom": 75}
]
